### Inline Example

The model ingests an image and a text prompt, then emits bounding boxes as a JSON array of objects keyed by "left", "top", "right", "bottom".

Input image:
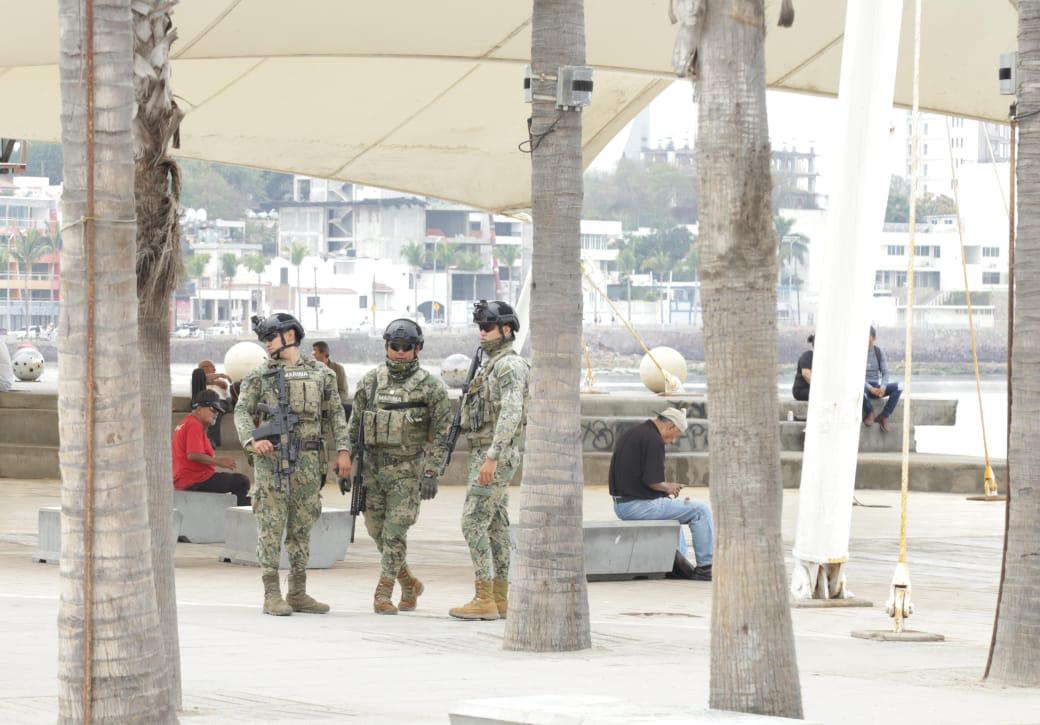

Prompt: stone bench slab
[
  {"left": 450, "top": 696, "right": 815, "bottom": 724},
  {"left": 219, "top": 506, "right": 351, "bottom": 569},
  {"left": 35, "top": 506, "right": 183, "bottom": 564},
  {"left": 173, "top": 490, "right": 237, "bottom": 544},
  {"left": 582, "top": 520, "right": 679, "bottom": 581}
]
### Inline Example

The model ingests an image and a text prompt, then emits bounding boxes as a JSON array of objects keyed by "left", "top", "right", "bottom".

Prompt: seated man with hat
[
  {"left": 608, "top": 407, "right": 714, "bottom": 580},
  {"left": 172, "top": 389, "right": 251, "bottom": 506}
]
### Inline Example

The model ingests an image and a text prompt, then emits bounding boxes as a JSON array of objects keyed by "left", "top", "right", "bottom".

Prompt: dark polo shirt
[{"left": 608, "top": 419, "right": 666, "bottom": 500}]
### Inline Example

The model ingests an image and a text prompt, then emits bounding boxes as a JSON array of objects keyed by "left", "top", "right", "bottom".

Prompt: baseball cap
[{"left": 656, "top": 407, "right": 689, "bottom": 434}]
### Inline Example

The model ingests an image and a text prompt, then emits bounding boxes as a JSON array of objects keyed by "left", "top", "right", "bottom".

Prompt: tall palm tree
[
  {"left": 503, "top": 0, "right": 591, "bottom": 653},
  {"left": 241, "top": 253, "right": 268, "bottom": 316},
  {"left": 183, "top": 253, "right": 209, "bottom": 283},
  {"left": 678, "top": 0, "right": 803, "bottom": 716},
  {"left": 220, "top": 253, "right": 239, "bottom": 328},
  {"left": 132, "top": 0, "right": 185, "bottom": 709},
  {"left": 401, "top": 241, "right": 425, "bottom": 316},
  {"left": 57, "top": 0, "right": 173, "bottom": 720},
  {"left": 11, "top": 227, "right": 53, "bottom": 330},
  {"left": 290, "top": 241, "right": 307, "bottom": 319},
  {"left": 986, "top": 0, "right": 1040, "bottom": 686},
  {"left": 496, "top": 244, "right": 520, "bottom": 303},
  {"left": 0, "top": 243, "right": 10, "bottom": 333}
]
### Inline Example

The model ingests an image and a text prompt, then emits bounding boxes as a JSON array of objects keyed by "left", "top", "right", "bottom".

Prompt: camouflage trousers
[
  {"left": 461, "top": 445, "right": 520, "bottom": 582},
  {"left": 364, "top": 450, "right": 423, "bottom": 579},
  {"left": 251, "top": 450, "right": 323, "bottom": 576}
]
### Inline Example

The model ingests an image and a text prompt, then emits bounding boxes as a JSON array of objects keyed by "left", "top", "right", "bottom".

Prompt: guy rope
[
  {"left": 580, "top": 262, "right": 683, "bottom": 394},
  {"left": 945, "top": 116, "right": 1001, "bottom": 500}
]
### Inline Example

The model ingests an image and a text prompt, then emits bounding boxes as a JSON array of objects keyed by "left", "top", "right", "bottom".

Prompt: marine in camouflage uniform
[
  {"left": 449, "top": 300, "right": 529, "bottom": 621},
  {"left": 344, "top": 318, "right": 452, "bottom": 614},
  {"left": 234, "top": 313, "right": 349, "bottom": 616}
]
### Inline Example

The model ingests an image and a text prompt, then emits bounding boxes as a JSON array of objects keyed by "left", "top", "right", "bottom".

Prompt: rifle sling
[{"left": 379, "top": 401, "right": 428, "bottom": 410}]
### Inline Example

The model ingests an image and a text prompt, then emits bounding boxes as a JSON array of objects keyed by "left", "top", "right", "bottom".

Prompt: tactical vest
[
  {"left": 258, "top": 358, "right": 328, "bottom": 446},
  {"left": 462, "top": 348, "right": 530, "bottom": 443},
  {"left": 361, "top": 365, "right": 432, "bottom": 455}
]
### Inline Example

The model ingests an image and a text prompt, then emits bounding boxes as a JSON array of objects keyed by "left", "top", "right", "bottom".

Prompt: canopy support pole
[{"left": 790, "top": 0, "right": 903, "bottom": 601}]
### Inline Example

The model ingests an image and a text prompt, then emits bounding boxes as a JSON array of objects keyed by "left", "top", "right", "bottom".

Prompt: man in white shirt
[{"left": 0, "top": 342, "right": 14, "bottom": 391}]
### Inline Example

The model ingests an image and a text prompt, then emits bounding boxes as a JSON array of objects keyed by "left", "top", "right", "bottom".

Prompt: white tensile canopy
[{"left": 1, "top": 0, "right": 1016, "bottom": 211}]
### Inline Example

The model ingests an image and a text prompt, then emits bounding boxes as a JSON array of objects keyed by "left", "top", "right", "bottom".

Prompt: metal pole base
[
  {"left": 851, "top": 630, "right": 944, "bottom": 642},
  {"left": 965, "top": 495, "right": 1007, "bottom": 502},
  {"left": 792, "top": 597, "right": 873, "bottom": 609}
]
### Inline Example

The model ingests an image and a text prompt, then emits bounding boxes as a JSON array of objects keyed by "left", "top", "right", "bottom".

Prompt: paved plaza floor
[{"left": 0, "top": 480, "right": 1037, "bottom": 724}]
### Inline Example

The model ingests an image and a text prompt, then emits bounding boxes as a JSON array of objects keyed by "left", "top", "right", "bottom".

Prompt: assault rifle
[
  {"left": 438, "top": 348, "right": 483, "bottom": 476},
  {"left": 340, "top": 376, "right": 377, "bottom": 543},
  {"left": 250, "top": 367, "right": 300, "bottom": 494}
]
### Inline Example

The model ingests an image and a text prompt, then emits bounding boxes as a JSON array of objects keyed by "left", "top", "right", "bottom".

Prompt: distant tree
[
  {"left": 614, "top": 226, "right": 698, "bottom": 282},
  {"left": 11, "top": 228, "right": 53, "bottom": 328},
  {"left": 496, "top": 244, "right": 521, "bottom": 302},
  {"left": 584, "top": 158, "right": 699, "bottom": 229},
  {"left": 246, "top": 219, "right": 278, "bottom": 256},
  {"left": 290, "top": 242, "right": 308, "bottom": 318},
  {"left": 0, "top": 243, "right": 10, "bottom": 332},
  {"left": 220, "top": 253, "right": 239, "bottom": 325},
  {"left": 401, "top": 241, "right": 426, "bottom": 314},
  {"left": 183, "top": 253, "right": 209, "bottom": 282},
  {"left": 886, "top": 175, "right": 957, "bottom": 223},
  {"left": 451, "top": 249, "right": 484, "bottom": 271},
  {"left": 241, "top": 254, "right": 267, "bottom": 289},
  {"left": 24, "top": 142, "right": 64, "bottom": 184}
]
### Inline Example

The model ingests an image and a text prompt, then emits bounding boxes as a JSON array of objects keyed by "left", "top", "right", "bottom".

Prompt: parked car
[
  {"left": 14, "top": 326, "right": 43, "bottom": 340},
  {"left": 173, "top": 323, "right": 201, "bottom": 338},
  {"left": 204, "top": 323, "right": 239, "bottom": 337}
]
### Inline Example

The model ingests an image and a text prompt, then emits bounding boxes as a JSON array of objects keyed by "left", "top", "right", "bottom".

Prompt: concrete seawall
[{"left": 1, "top": 389, "right": 998, "bottom": 495}]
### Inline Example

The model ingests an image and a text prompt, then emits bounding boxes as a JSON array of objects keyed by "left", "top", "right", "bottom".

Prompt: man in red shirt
[{"left": 173, "top": 390, "right": 251, "bottom": 505}]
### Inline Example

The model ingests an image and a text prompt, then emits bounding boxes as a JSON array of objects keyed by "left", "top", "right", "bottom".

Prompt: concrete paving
[{"left": 0, "top": 478, "right": 1036, "bottom": 724}]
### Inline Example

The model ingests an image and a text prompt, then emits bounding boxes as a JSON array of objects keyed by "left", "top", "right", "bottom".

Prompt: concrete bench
[
  {"left": 450, "top": 696, "right": 816, "bottom": 724},
  {"left": 173, "top": 490, "right": 237, "bottom": 544},
  {"left": 219, "top": 506, "right": 351, "bottom": 569},
  {"left": 583, "top": 520, "right": 679, "bottom": 581},
  {"left": 35, "top": 506, "right": 183, "bottom": 564}
]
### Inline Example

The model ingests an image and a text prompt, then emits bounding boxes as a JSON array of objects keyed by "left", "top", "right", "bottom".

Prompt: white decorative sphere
[
  {"left": 639, "top": 346, "right": 688, "bottom": 394},
  {"left": 441, "top": 353, "right": 472, "bottom": 389},
  {"left": 12, "top": 347, "right": 45, "bottom": 381},
  {"left": 224, "top": 341, "right": 268, "bottom": 383}
]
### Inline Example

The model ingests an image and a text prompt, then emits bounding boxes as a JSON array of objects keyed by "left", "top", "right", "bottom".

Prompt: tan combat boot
[
  {"left": 262, "top": 573, "right": 292, "bottom": 616},
  {"left": 373, "top": 577, "right": 398, "bottom": 615},
  {"left": 397, "top": 566, "right": 424, "bottom": 612},
  {"left": 493, "top": 579, "right": 509, "bottom": 619},
  {"left": 286, "top": 570, "right": 330, "bottom": 614},
  {"left": 448, "top": 580, "right": 500, "bottom": 620}
]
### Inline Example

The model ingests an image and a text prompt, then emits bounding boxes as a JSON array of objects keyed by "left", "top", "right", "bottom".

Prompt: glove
[
  {"left": 420, "top": 473, "right": 439, "bottom": 501},
  {"left": 338, "top": 476, "right": 351, "bottom": 495}
]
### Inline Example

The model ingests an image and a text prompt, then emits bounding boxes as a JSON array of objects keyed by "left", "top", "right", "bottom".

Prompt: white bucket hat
[{"left": 656, "top": 407, "right": 689, "bottom": 434}]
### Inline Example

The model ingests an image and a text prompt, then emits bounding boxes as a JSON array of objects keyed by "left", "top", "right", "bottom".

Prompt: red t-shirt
[{"left": 172, "top": 414, "right": 215, "bottom": 489}]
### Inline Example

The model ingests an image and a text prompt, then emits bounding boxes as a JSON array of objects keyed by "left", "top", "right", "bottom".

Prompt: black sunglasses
[
  {"left": 478, "top": 322, "right": 498, "bottom": 332},
  {"left": 387, "top": 341, "right": 416, "bottom": 353},
  {"left": 260, "top": 332, "right": 278, "bottom": 343}
]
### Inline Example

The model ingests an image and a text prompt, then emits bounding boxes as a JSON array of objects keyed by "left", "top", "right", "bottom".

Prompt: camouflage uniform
[
  {"left": 234, "top": 355, "right": 349, "bottom": 575},
  {"left": 459, "top": 337, "right": 530, "bottom": 582},
  {"left": 346, "top": 359, "right": 452, "bottom": 580}
]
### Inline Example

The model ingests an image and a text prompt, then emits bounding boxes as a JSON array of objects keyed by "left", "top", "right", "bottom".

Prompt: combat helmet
[
  {"left": 472, "top": 299, "right": 520, "bottom": 334},
  {"left": 251, "top": 312, "right": 305, "bottom": 357},
  {"left": 383, "top": 318, "right": 424, "bottom": 349}
]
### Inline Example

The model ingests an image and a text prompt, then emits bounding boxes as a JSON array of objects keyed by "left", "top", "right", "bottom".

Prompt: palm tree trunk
[
  {"left": 986, "top": 0, "right": 1040, "bottom": 685},
  {"left": 57, "top": 0, "right": 174, "bottom": 721},
  {"left": 694, "top": 0, "right": 802, "bottom": 716},
  {"left": 132, "top": 1, "right": 185, "bottom": 709},
  {"left": 503, "top": 0, "right": 591, "bottom": 653}
]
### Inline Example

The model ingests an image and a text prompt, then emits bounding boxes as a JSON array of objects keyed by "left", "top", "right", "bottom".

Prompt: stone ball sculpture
[
  {"left": 639, "top": 346, "right": 688, "bottom": 394},
  {"left": 12, "top": 347, "right": 45, "bottom": 382},
  {"left": 224, "top": 341, "right": 268, "bottom": 383},
  {"left": 441, "top": 353, "right": 472, "bottom": 389}
]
